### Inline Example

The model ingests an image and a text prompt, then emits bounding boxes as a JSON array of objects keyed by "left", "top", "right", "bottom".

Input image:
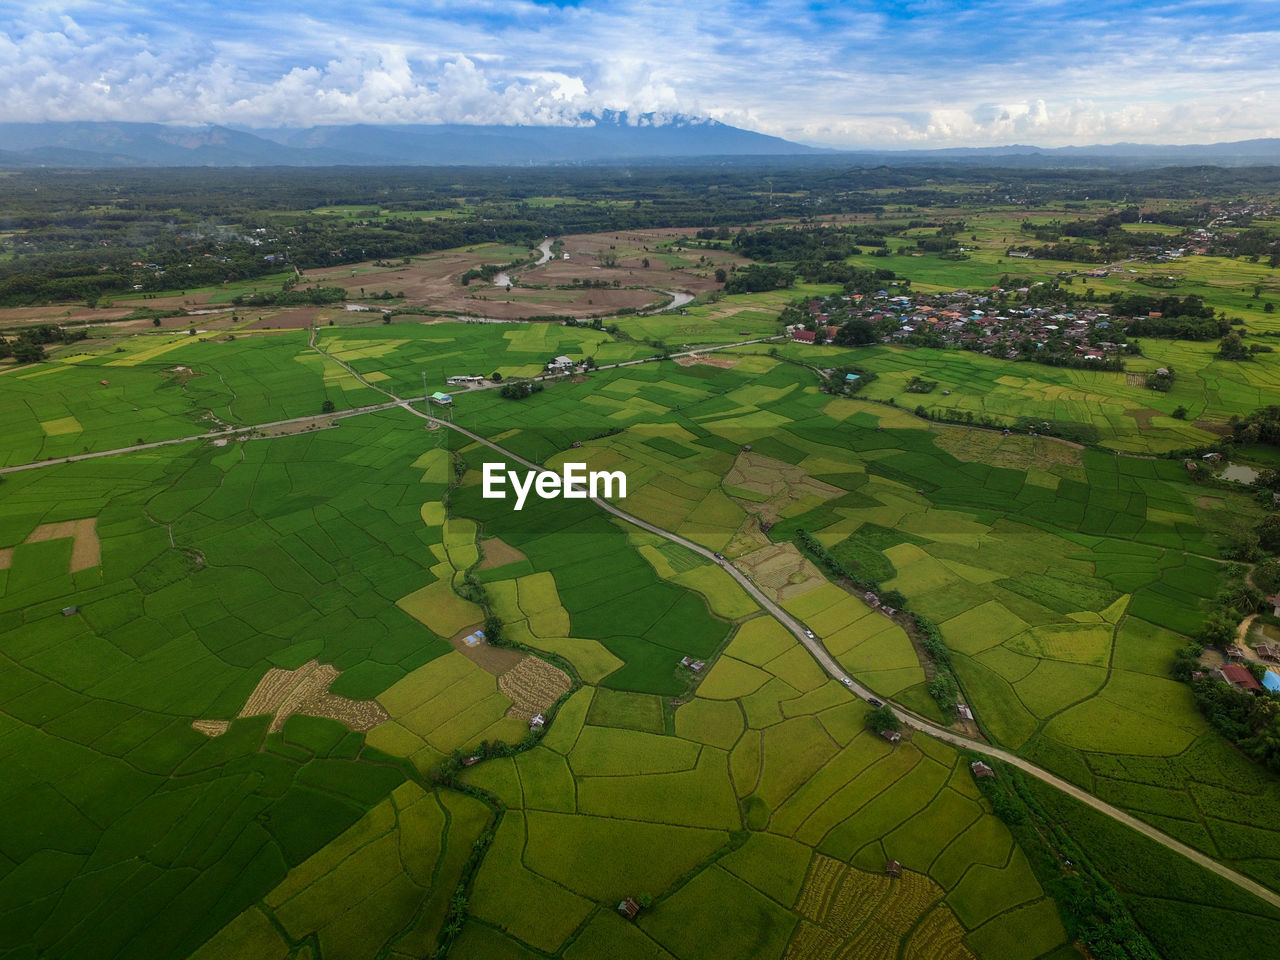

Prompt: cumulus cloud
[{"left": 1, "top": 1, "right": 1278, "bottom": 146}]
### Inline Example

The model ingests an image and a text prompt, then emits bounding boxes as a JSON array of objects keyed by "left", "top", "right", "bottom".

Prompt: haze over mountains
[{"left": 2, "top": 115, "right": 1279, "bottom": 168}]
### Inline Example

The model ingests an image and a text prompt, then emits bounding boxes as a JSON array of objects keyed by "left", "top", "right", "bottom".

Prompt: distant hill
[
  {"left": 1, "top": 119, "right": 1279, "bottom": 168},
  {"left": 0, "top": 114, "right": 824, "bottom": 167}
]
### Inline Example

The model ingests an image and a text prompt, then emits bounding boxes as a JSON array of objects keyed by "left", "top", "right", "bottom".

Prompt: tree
[
  {"left": 490, "top": 371, "right": 503, "bottom": 382},
  {"left": 880, "top": 589, "right": 907, "bottom": 609},
  {"left": 1258, "top": 514, "right": 1280, "bottom": 553},
  {"left": 1218, "top": 331, "right": 1251, "bottom": 361},
  {"left": 866, "top": 704, "right": 899, "bottom": 732},
  {"left": 1172, "top": 405, "right": 1188, "bottom": 420},
  {"left": 12, "top": 341, "right": 45, "bottom": 363},
  {"left": 321, "top": 399, "right": 335, "bottom": 413},
  {"left": 1198, "top": 611, "right": 1236, "bottom": 647}
]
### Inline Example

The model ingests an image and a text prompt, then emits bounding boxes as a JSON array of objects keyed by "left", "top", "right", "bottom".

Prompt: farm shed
[
  {"left": 1256, "top": 641, "right": 1280, "bottom": 661},
  {"left": 884, "top": 860, "right": 903, "bottom": 878},
  {"left": 429, "top": 392, "right": 453, "bottom": 406},
  {"left": 1267, "top": 595, "right": 1280, "bottom": 617},
  {"left": 1218, "top": 663, "right": 1263, "bottom": 693},
  {"left": 970, "top": 761, "right": 995, "bottom": 779},
  {"left": 617, "top": 897, "right": 641, "bottom": 920},
  {"left": 880, "top": 730, "right": 901, "bottom": 744}
]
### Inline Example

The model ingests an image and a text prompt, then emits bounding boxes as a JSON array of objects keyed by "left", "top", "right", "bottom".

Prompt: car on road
[
  {"left": 867, "top": 697, "right": 882, "bottom": 707},
  {"left": 840, "top": 677, "right": 853, "bottom": 687},
  {"left": 803, "top": 629, "right": 814, "bottom": 639}
]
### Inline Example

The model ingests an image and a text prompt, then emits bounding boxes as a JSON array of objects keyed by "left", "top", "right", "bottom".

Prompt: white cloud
[{"left": 0, "top": 2, "right": 1278, "bottom": 147}]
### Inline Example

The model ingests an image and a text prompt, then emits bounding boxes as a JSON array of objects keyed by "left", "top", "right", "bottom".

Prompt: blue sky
[{"left": 2, "top": 1, "right": 1277, "bottom": 146}]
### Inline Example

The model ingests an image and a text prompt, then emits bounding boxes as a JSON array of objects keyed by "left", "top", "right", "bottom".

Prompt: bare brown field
[
  {"left": 932, "top": 427, "right": 1085, "bottom": 476},
  {"left": 272, "top": 662, "right": 342, "bottom": 732},
  {"left": 499, "top": 655, "right": 573, "bottom": 719},
  {"left": 18, "top": 517, "right": 101, "bottom": 573},
  {"left": 239, "top": 661, "right": 318, "bottom": 718},
  {"left": 449, "top": 624, "right": 524, "bottom": 674},
  {"left": 477, "top": 537, "right": 528, "bottom": 570},
  {"left": 725, "top": 452, "right": 845, "bottom": 523},
  {"left": 233, "top": 659, "right": 390, "bottom": 733},
  {"left": 69, "top": 517, "right": 100, "bottom": 572},
  {"left": 26, "top": 520, "right": 78, "bottom": 542},
  {"left": 300, "top": 692, "right": 390, "bottom": 732},
  {"left": 675, "top": 353, "right": 739, "bottom": 368},
  {"left": 191, "top": 719, "right": 230, "bottom": 737},
  {"left": 0, "top": 304, "right": 135, "bottom": 328},
  {"left": 736, "top": 543, "right": 826, "bottom": 602},
  {"left": 287, "top": 227, "right": 752, "bottom": 320},
  {"left": 724, "top": 515, "right": 773, "bottom": 560},
  {"left": 245, "top": 307, "right": 323, "bottom": 329},
  {"left": 0, "top": 547, "right": 12, "bottom": 570}
]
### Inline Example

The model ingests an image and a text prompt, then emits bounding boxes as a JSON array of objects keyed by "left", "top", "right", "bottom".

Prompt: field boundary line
[
  {"left": 305, "top": 329, "right": 1280, "bottom": 911},
  {"left": 0, "top": 400, "right": 401, "bottom": 475}
]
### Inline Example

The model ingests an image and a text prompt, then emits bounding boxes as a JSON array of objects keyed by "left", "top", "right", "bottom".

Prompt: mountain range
[
  {"left": 0, "top": 114, "right": 821, "bottom": 167},
  {"left": 2, "top": 116, "right": 1279, "bottom": 168}
]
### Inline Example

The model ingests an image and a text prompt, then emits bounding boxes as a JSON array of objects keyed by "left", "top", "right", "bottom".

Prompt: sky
[{"left": 2, "top": 1, "right": 1278, "bottom": 148}]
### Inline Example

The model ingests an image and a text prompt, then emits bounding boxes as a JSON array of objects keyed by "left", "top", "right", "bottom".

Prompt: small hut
[
  {"left": 884, "top": 860, "right": 903, "bottom": 878},
  {"left": 617, "top": 897, "right": 641, "bottom": 920},
  {"left": 970, "top": 760, "right": 995, "bottom": 780}
]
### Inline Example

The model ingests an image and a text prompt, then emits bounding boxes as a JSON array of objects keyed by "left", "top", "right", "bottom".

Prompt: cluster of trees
[
  {"left": 1145, "top": 367, "right": 1175, "bottom": 392},
  {"left": 0, "top": 323, "right": 87, "bottom": 362},
  {"left": 723, "top": 264, "right": 795, "bottom": 294},
  {"left": 1006, "top": 241, "right": 1106, "bottom": 263},
  {"left": 730, "top": 224, "right": 884, "bottom": 263},
  {"left": 232, "top": 285, "right": 347, "bottom": 307},
  {"left": 833, "top": 320, "right": 880, "bottom": 346},
  {"left": 1179, "top": 669, "right": 1280, "bottom": 772},
  {"left": 1126, "top": 314, "right": 1227, "bottom": 341},
  {"left": 1218, "top": 331, "right": 1253, "bottom": 360},
  {"left": 1116, "top": 294, "right": 1226, "bottom": 341},
  {"left": 1229, "top": 406, "right": 1280, "bottom": 449},
  {"left": 498, "top": 380, "right": 544, "bottom": 400},
  {"left": 825, "top": 365, "right": 874, "bottom": 394}
]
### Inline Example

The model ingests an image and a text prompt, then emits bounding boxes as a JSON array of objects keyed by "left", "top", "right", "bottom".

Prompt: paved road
[
  {"left": 403, "top": 406, "right": 1280, "bottom": 910},
  {"left": 11, "top": 333, "right": 1275, "bottom": 909}
]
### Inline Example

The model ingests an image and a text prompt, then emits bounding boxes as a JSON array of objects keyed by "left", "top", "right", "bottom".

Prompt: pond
[{"left": 1221, "top": 462, "right": 1260, "bottom": 484}]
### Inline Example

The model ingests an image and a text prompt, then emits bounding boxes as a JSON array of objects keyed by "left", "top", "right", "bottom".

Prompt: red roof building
[
  {"left": 1218, "top": 663, "right": 1263, "bottom": 692},
  {"left": 791, "top": 329, "right": 817, "bottom": 343}
]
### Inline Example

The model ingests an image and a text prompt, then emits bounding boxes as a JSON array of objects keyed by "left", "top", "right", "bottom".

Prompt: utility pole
[{"left": 422, "top": 371, "right": 428, "bottom": 403}]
